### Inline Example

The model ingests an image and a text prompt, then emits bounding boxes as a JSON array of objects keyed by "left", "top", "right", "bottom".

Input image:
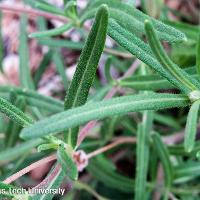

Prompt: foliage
[{"left": 0, "top": 0, "right": 200, "bottom": 199}]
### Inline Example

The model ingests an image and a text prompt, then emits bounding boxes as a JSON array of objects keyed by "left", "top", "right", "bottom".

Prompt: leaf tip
[
  {"left": 20, "top": 128, "right": 28, "bottom": 140},
  {"left": 28, "top": 33, "right": 35, "bottom": 38},
  {"left": 144, "top": 19, "right": 153, "bottom": 32},
  {"left": 98, "top": 4, "right": 109, "bottom": 17},
  {"left": 144, "top": 19, "right": 150, "bottom": 24},
  {"left": 184, "top": 141, "right": 194, "bottom": 153}
]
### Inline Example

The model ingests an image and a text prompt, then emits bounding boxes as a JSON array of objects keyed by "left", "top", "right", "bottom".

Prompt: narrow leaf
[
  {"left": 57, "top": 145, "right": 78, "bottom": 180},
  {"left": 29, "top": 23, "right": 72, "bottom": 38},
  {"left": 39, "top": 38, "right": 84, "bottom": 50},
  {"left": 119, "top": 71, "right": 198, "bottom": 91},
  {"left": 35, "top": 1, "right": 64, "bottom": 16},
  {"left": 144, "top": 20, "right": 198, "bottom": 93},
  {"left": 64, "top": 4, "right": 108, "bottom": 147},
  {"left": 196, "top": 30, "right": 200, "bottom": 78},
  {"left": 107, "top": 19, "right": 193, "bottom": 93},
  {"left": 152, "top": 133, "right": 173, "bottom": 189},
  {"left": 83, "top": 0, "right": 186, "bottom": 43},
  {"left": 0, "top": 139, "right": 42, "bottom": 162},
  {"left": 0, "top": 86, "right": 63, "bottom": 112},
  {"left": 19, "top": 14, "right": 34, "bottom": 90},
  {"left": 0, "top": 97, "right": 33, "bottom": 127},
  {"left": 20, "top": 93, "right": 189, "bottom": 140},
  {"left": 6, "top": 97, "right": 26, "bottom": 147},
  {"left": 34, "top": 50, "right": 52, "bottom": 87},
  {"left": 135, "top": 120, "right": 152, "bottom": 200},
  {"left": 53, "top": 49, "right": 68, "bottom": 90},
  {"left": 0, "top": 12, "right": 3, "bottom": 72},
  {"left": 104, "top": 56, "right": 113, "bottom": 83},
  {"left": 88, "top": 157, "right": 134, "bottom": 193},
  {"left": 32, "top": 164, "right": 65, "bottom": 200},
  {"left": 184, "top": 100, "right": 200, "bottom": 152},
  {"left": 165, "top": 20, "right": 199, "bottom": 41}
]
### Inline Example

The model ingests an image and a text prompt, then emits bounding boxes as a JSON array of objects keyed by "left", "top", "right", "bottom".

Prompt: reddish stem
[
  {"left": 87, "top": 137, "right": 136, "bottom": 159},
  {"left": 0, "top": 4, "right": 69, "bottom": 23},
  {"left": 3, "top": 154, "right": 56, "bottom": 184}
]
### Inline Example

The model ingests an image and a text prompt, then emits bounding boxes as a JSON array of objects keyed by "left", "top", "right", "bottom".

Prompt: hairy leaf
[
  {"left": 119, "top": 73, "right": 198, "bottom": 91},
  {"left": 144, "top": 20, "right": 198, "bottom": 93},
  {"left": 57, "top": 145, "right": 78, "bottom": 180},
  {"left": 0, "top": 86, "right": 63, "bottom": 112},
  {"left": 64, "top": 5, "right": 108, "bottom": 147},
  {"left": 107, "top": 19, "right": 191, "bottom": 93},
  {"left": 82, "top": 0, "right": 186, "bottom": 43},
  {"left": 20, "top": 93, "right": 189, "bottom": 139},
  {"left": 0, "top": 97, "right": 33, "bottom": 127},
  {"left": 6, "top": 97, "right": 26, "bottom": 147}
]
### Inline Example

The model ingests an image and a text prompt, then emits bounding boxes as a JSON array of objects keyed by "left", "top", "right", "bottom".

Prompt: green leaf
[
  {"left": 119, "top": 69, "right": 198, "bottom": 91},
  {"left": 57, "top": 145, "right": 78, "bottom": 180},
  {"left": 20, "top": 93, "right": 189, "bottom": 140},
  {"left": 74, "top": 181, "right": 109, "bottom": 200},
  {"left": 64, "top": 0, "right": 77, "bottom": 19},
  {"left": 0, "top": 86, "right": 63, "bottom": 113},
  {"left": 32, "top": 164, "right": 65, "bottom": 200},
  {"left": 135, "top": 113, "right": 153, "bottom": 200},
  {"left": 196, "top": 30, "right": 200, "bottom": 78},
  {"left": 144, "top": 20, "right": 198, "bottom": 93},
  {"left": 0, "top": 182, "right": 15, "bottom": 198},
  {"left": 152, "top": 133, "right": 173, "bottom": 189},
  {"left": 64, "top": 4, "right": 108, "bottom": 147},
  {"left": 174, "top": 162, "right": 200, "bottom": 183},
  {"left": 34, "top": 50, "right": 52, "bottom": 87},
  {"left": 0, "top": 12, "right": 3, "bottom": 72},
  {"left": 107, "top": 19, "right": 191, "bottom": 93},
  {"left": 6, "top": 97, "right": 27, "bottom": 147},
  {"left": 37, "top": 143, "right": 57, "bottom": 152},
  {"left": 53, "top": 49, "right": 68, "bottom": 90},
  {"left": 154, "top": 113, "right": 181, "bottom": 130},
  {"left": 39, "top": 38, "right": 84, "bottom": 50},
  {"left": 164, "top": 20, "right": 199, "bottom": 41},
  {"left": 184, "top": 100, "right": 200, "bottom": 152},
  {"left": 0, "top": 139, "right": 42, "bottom": 162},
  {"left": 0, "top": 97, "right": 33, "bottom": 127},
  {"left": 35, "top": 1, "right": 64, "bottom": 16},
  {"left": 82, "top": 0, "right": 186, "bottom": 43},
  {"left": 88, "top": 156, "right": 134, "bottom": 193},
  {"left": 104, "top": 56, "right": 113, "bottom": 83},
  {"left": 19, "top": 14, "right": 34, "bottom": 90},
  {"left": 29, "top": 23, "right": 72, "bottom": 38}
]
